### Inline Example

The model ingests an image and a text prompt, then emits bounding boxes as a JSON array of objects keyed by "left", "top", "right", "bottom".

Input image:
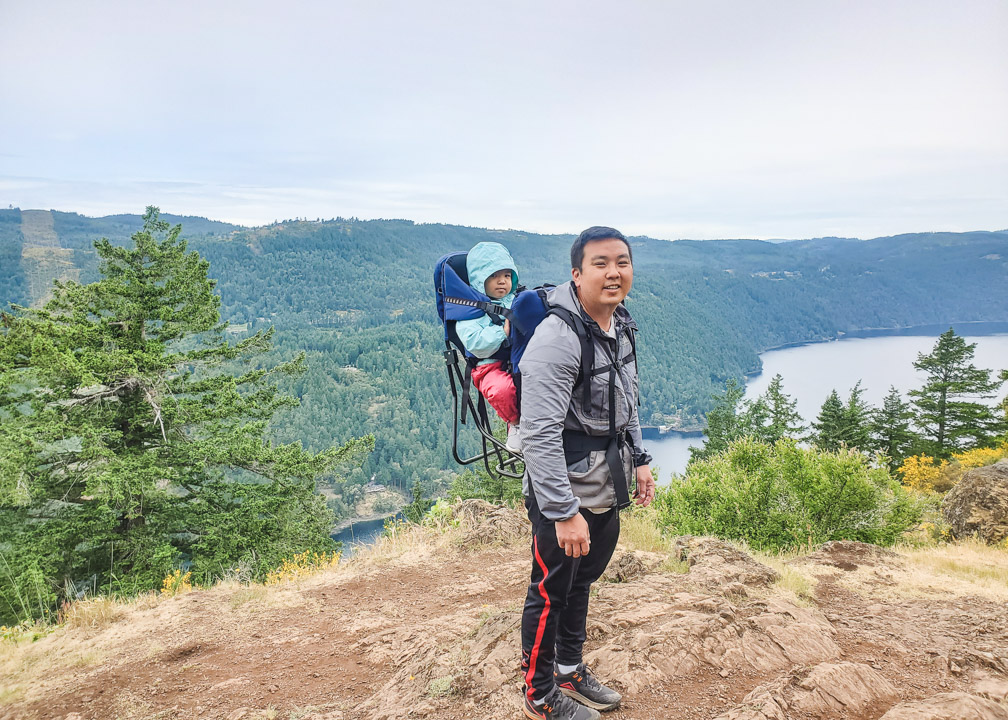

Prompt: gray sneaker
[
  {"left": 506, "top": 423, "right": 522, "bottom": 454},
  {"left": 554, "top": 663, "right": 621, "bottom": 711},
  {"left": 523, "top": 686, "right": 600, "bottom": 720}
]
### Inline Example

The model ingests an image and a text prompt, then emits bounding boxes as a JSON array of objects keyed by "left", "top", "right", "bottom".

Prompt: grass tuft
[
  {"left": 899, "top": 537, "right": 1008, "bottom": 600},
  {"left": 229, "top": 585, "right": 269, "bottom": 610},
  {"left": 427, "top": 674, "right": 455, "bottom": 698},
  {"left": 753, "top": 548, "right": 818, "bottom": 605},
  {"left": 60, "top": 596, "right": 125, "bottom": 630},
  {"left": 619, "top": 505, "right": 671, "bottom": 554}
]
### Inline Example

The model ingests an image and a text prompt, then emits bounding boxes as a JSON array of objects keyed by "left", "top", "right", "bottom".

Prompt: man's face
[
  {"left": 572, "top": 238, "right": 633, "bottom": 312},
  {"left": 484, "top": 269, "right": 513, "bottom": 299}
]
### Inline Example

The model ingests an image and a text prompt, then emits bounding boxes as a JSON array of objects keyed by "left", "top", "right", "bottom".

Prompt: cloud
[{"left": 1, "top": 0, "right": 1005, "bottom": 239}]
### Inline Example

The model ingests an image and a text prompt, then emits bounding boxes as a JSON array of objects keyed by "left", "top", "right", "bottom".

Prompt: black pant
[{"left": 520, "top": 504, "right": 620, "bottom": 702}]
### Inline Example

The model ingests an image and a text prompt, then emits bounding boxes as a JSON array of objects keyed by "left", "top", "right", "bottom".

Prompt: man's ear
[{"left": 571, "top": 267, "right": 580, "bottom": 287}]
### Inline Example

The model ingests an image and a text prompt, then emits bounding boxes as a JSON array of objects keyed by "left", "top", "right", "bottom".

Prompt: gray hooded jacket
[{"left": 519, "top": 281, "right": 649, "bottom": 520}]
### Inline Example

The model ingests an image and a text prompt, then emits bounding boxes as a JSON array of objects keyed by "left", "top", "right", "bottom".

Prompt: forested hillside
[{"left": 2, "top": 208, "right": 1006, "bottom": 503}]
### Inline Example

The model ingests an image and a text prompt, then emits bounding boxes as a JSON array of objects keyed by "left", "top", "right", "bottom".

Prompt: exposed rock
[
  {"left": 582, "top": 586, "right": 839, "bottom": 693},
  {"left": 673, "top": 536, "right": 779, "bottom": 588},
  {"left": 602, "top": 549, "right": 647, "bottom": 583},
  {"left": 792, "top": 662, "right": 900, "bottom": 715},
  {"left": 943, "top": 460, "right": 1008, "bottom": 544},
  {"left": 879, "top": 691, "right": 1008, "bottom": 719},
  {"left": 715, "top": 662, "right": 899, "bottom": 720},
  {"left": 601, "top": 549, "right": 663, "bottom": 583},
  {"left": 452, "top": 499, "right": 528, "bottom": 547},
  {"left": 975, "top": 675, "right": 1008, "bottom": 703},
  {"left": 806, "top": 540, "right": 899, "bottom": 571},
  {"left": 965, "top": 646, "right": 1008, "bottom": 675}
]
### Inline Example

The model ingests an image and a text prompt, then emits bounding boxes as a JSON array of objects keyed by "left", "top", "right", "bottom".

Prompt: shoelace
[
  {"left": 566, "top": 666, "right": 600, "bottom": 691},
  {"left": 579, "top": 669, "right": 602, "bottom": 691},
  {"left": 543, "top": 691, "right": 583, "bottom": 716}
]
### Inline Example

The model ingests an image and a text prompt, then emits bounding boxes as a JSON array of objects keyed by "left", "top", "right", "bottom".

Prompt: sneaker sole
[{"left": 556, "top": 685, "right": 620, "bottom": 712}]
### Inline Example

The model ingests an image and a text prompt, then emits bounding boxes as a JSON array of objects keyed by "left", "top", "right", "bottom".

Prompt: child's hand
[{"left": 503, "top": 319, "right": 511, "bottom": 335}]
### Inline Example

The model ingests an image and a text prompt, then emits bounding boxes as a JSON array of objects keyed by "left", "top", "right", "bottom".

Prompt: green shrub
[
  {"left": 447, "top": 468, "right": 523, "bottom": 505},
  {"left": 655, "top": 437, "right": 922, "bottom": 551}
]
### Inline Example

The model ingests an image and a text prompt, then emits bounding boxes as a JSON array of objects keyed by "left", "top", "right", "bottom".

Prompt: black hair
[{"left": 570, "top": 226, "right": 631, "bottom": 270}]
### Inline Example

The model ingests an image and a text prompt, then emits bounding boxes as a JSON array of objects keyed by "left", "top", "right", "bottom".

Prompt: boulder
[
  {"left": 943, "top": 459, "right": 1008, "bottom": 544},
  {"left": 673, "top": 536, "right": 779, "bottom": 588},
  {"left": 601, "top": 549, "right": 648, "bottom": 583}
]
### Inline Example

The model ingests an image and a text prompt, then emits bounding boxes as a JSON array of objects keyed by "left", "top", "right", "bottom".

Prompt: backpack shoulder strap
[{"left": 546, "top": 306, "right": 593, "bottom": 408}]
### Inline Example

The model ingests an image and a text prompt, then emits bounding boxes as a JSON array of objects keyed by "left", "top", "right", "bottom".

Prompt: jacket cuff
[{"left": 633, "top": 451, "right": 653, "bottom": 468}]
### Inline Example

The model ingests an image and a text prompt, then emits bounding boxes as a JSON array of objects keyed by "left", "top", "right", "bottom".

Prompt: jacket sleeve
[
  {"left": 455, "top": 316, "right": 507, "bottom": 358},
  {"left": 519, "top": 318, "right": 581, "bottom": 520},
  {"left": 627, "top": 400, "right": 651, "bottom": 467}
]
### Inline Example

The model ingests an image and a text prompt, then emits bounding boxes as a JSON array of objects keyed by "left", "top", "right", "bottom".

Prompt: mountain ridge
[{"left": 2, "top": 207, "right": 1006, "bottom": 493}]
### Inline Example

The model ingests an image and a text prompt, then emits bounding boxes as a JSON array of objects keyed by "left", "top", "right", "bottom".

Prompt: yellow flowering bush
[
  {"left": 160, "top": 569, "right": 192, "bottom": 596},
  {"left": 898, "top": 455, "right": 948, "bottom": 493},
  {"left": 265, "top": 550, "right": 341, "bottom": 585},
  {"left": 952, "top": 442, "right": 1008, "bottom": 469}
]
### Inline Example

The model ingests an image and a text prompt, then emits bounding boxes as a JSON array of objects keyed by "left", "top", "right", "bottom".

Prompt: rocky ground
[{"left": 3, "top": 501, "right": 1007, "bottom": 720}]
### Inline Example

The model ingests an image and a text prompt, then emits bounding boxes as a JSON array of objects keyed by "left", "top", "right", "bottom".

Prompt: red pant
[{"left": 470, "top": 361, "right": 519, "bottom": 425}]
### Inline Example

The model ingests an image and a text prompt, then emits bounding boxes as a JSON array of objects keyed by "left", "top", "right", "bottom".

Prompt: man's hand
[
  {"left": 555, "top": 513, "right": 590, "bottom": 557},
  {"left": 633, "top": 465, "right": 655, "bottom": 507}
]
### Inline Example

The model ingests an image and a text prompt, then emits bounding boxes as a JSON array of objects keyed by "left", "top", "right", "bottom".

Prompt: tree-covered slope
[{"left": 2, "top": 208, "right": 1006, "bottom": 494}]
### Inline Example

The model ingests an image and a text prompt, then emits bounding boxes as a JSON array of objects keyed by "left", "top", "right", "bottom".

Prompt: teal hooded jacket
[{"left": 456, "top": 242, "right": 520, "bottom": 365}]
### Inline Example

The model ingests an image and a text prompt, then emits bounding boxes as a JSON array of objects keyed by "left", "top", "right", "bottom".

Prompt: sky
[{"left": 2, "top": 0, "right": 1006, "bottom": 240}]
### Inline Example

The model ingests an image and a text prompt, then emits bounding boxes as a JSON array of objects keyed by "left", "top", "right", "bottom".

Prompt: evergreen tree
[
  {"left": 908, "top": 328, "right": 1000, "bottom": 458},
  {"left": 693, "top": 375, "right": 805, "bottom": 463},
  {"left": 999, "top": 369, "right": 1008, "bottom": 434},
  {"left": 810, "top": 390, "right": 846, "bottom": 451},
  {"left": 811, "top": 382, "right": 872, "bottom": 452},
  {"left": 871, "top": 386, "right": 917, "bottom": 473},
  {"left": 0, "top": 208, "right": 371, "bottom": 623},
  {"left": 690, "top": 379, "right": 748, "bottom": 463},
  {"left": 841, "top": 381, "right": 873, "bottom": 451},
  {"left": 757, "top": 374, "right": 804, "bottom": 444}
]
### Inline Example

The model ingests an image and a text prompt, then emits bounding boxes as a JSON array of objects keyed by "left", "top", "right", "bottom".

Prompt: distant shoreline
[
  {"left": 644, "top": 319, "right": 1008, "bottom": 436},
  {"left": 332, "top": 508, "right": 402, "bottom": 534},
  {"left": 751, "top": 320, "right": 1008, "bottom": 365}
]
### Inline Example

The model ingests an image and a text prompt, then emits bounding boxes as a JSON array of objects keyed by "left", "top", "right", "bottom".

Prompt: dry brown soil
[{"left": 3, "top": 508, "right": 1007, "bottom": 720}]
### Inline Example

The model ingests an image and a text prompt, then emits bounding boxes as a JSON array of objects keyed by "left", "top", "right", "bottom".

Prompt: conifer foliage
[
  {"left": 909, "top": 328, "right": 1001, "bottom": 458},
  {"left": 0, "top": 208, "right": 371, "bottom": 623},
  {"left": 810, "top": 382, "right": 872, "bottom": 452}
]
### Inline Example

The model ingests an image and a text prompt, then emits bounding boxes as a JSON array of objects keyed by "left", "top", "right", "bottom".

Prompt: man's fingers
[{"left": 561, "top": 539, "right": 591, "bottom": 558}]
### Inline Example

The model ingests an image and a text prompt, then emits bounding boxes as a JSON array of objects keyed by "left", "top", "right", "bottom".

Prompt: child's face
[{"left": 484, "top": 269, "right": 513, "bottom": 299}]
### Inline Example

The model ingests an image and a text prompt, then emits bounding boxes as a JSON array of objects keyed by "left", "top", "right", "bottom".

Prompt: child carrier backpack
[
  {"left": 435, "top": 251, "right": 598, "bottom": 481},
  {"left": 435, "top": 251, "right": 521, "bottom": 479}
]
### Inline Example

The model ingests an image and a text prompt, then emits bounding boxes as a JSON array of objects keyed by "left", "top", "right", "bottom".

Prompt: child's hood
[{"left": 466, "top": 242, "right": 519, "bottom": 298}]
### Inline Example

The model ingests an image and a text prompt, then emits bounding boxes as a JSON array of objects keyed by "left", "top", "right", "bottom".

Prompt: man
[{"left": 519, "top": 227, "right": 654, "bottom": 720}]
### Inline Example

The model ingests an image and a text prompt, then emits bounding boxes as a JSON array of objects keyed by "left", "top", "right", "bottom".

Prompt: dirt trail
[{"left": 3, "top": 506, "right": 1007, "bottom": 720}]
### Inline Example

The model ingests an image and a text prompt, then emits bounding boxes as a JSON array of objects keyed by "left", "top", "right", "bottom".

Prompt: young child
[{"left": 455, "top": 241, "right": 522, "bottom": 452}]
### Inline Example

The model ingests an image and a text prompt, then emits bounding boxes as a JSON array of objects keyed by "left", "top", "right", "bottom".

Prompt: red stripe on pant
[{"left": 524, "top": 535, "right": 551, "bottom": 703}]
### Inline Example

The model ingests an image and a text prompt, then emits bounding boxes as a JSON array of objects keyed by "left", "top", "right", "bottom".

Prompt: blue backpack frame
[
  {"left": 434, "top": 251, "right": 597, "bottom": 481},
  {"left": 435, "top": 251, "right": 524, "bottom": 479}
]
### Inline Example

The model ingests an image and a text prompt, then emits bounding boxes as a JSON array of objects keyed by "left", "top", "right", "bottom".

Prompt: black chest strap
[{"left": 562, "top": 429, "right": 632, "bottom": 510}]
